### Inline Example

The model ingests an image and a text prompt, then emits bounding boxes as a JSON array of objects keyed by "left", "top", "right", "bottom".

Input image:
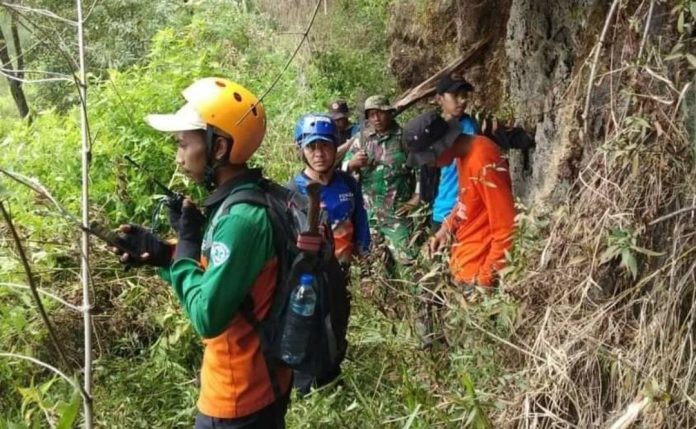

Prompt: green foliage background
[{"left": 0, "top": 1, "right": 511, "bottom": 428}]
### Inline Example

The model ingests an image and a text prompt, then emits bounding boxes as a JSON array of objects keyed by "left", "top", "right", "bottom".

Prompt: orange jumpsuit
[{"left": 442, "top": 136, "right": 515, "bottom": 286}]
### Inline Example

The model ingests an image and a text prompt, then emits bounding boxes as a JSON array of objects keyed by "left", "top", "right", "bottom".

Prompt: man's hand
[
  {"left": 395, "top": 193, "right": 421, "bottom": 216},
  {"left": 174, "top": 199, "right": 206, "bottom": 261},
  {"left": 347, "top": 150, "right": 368, "bottom": 172},
  {"left": 111, "top": 224, "right": 173, "bottom": 268},
  {"left": 428, "top": 226, "right": 449, "bottom": 257},
  {"left": 168, "top": 196, "right": 205, "bottom": 235}
]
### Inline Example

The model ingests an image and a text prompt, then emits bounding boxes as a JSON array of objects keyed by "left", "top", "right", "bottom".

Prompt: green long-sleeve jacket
[{"left": 159, "top": 171, "right": 274, "bottom": 338}]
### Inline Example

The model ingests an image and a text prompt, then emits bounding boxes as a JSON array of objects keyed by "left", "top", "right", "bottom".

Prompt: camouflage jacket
[{"left": 345, "top": 123, "right": 415, "bottom": 220}]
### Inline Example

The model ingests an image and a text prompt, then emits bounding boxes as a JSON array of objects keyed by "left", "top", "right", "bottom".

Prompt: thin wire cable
[{"left": 236, "top": 0, "right": 323, "bottom": 126}]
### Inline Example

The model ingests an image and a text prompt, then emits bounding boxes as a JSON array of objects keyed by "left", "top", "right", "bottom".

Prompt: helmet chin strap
[{"left": 203, "top": 127, "right": 234, "bottom": 191}]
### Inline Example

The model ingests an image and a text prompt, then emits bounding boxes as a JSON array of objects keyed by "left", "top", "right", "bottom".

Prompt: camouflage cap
[{"left": 363, "top": 95, "right": 394, "bottom": 118}]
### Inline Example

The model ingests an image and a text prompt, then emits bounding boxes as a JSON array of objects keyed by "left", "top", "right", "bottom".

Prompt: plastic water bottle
[{"left": 280, "top": 274, "right": 317, "bottom": 365}]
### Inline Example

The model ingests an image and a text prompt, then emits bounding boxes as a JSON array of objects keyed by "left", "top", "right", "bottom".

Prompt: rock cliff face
[{"left": 388, "top": 0, "right": 606, "bottom": 203}]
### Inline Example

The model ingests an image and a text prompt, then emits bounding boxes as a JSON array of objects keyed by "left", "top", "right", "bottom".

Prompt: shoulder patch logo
[{"left": 210, "top": 242, "right": 231, "bottom": 266}]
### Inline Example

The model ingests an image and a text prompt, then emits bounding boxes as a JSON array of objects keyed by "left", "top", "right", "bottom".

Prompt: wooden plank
[{"left": 392, "top": 36, "right": 493, "bottom": 115}]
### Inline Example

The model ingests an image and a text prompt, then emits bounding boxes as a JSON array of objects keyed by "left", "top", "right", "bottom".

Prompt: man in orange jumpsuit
[{"left": 404, "top": 111, "right": 515, "bottom": 300}]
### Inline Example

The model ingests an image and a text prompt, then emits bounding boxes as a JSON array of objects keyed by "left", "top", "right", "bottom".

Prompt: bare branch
[
  {"left": 9, "top": 5, "right": 80, "bottom": 74},
  {"left": 0, "top": 67, "right": 72, "bottom": 83},
  {"left": 75, "top": 0, "right": 94, "bottom": 425},
  {"left": 1, "top": 2, "right": 77, "bottom": 26},
  {"left": 81, "top": 0, "right": 102, "bottom": 24},
  {"left": 2, "top": 38, "right": 42, "bottom": 72},
  {"left": 0, "top": 66, "right": 71, "bottom": 78},
  {"left": 649, "top": 206, "right": 696, "bottom": 226},
  {"left": 0, "top": 201, "right": 72, "bottom": 370},
  {"left": 583, "top": 0, "right": 621, "bottom": 137},
  {"left": 0, "top": 352, "right": 90, "bottom": 402},
  {"left": 0, "top": 168, "right": 79, "bottom": 222},
  {"left": 9, "top": 13, "right": 22, "bottom": 77},
  {"left": 0, "top": 282, "right": 84, "bottom": 312},
  {"left": 637, "top": 0, "right": 655, "bottom": 59},
  {"left": 0, "top": 21, "right": 29, "bottom": 117}
]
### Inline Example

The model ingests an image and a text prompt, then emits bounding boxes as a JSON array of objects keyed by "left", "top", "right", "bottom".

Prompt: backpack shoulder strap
[
  {"left": 208, "top": 187, "right": 268, "bottom": 230},
  {"left": 214, "top": 185, "right": 286, "bottom": 405},
  {"left": 285, "top": 177, "right": 299, "bottom": 193},
  {"left": 220, "top": 187, "right": 268, "bottom": 211}
]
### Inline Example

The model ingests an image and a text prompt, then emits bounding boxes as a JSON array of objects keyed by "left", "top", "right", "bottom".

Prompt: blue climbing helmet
[{"left": 293, "top": 114, "right": 338, "bottom": 148}]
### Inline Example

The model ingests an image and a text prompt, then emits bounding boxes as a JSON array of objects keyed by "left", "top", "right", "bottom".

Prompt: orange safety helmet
[{"left": 146, "top": 77, "right": 266, "bottom": 164}]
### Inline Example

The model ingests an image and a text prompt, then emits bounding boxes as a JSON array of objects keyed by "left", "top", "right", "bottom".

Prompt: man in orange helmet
[{"left": 113, "top": 78, "right": 291, "bottom": 428}]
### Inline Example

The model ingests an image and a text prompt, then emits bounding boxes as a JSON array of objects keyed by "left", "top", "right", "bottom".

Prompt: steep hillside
[{"left": 389, "top": 0, "right": 696, "bottom": 426}]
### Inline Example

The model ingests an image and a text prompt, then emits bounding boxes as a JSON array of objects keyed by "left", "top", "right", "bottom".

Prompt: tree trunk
[{"left": 0, "top": 19, "right": 30, "bottom": 119}]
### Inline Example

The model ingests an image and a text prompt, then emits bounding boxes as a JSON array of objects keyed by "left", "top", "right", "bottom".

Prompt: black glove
[
  {"left": 174, "top": 201, "right": 206, "bottom": 261},
  {"left": 114, "top": 224, "right": 173, "bottom": 268}
]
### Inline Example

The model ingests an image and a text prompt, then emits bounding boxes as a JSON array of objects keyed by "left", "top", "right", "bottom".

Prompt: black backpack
[{"left": 208, "top": 178, "right": 350, "bottom": 400}]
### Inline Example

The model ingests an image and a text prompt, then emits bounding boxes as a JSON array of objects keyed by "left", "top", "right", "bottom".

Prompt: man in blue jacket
[
  {"left": 430, "top": 75, "right": 479, "bottom": 230},
  {"left": 291, "top": 113, "right": 370, "bottom": 268},
  {"left": 416, "top": 76, "right": 479, "bottom": 349},
  {"left": 290, "top": 113, "right": 370, "bottom": 393}
]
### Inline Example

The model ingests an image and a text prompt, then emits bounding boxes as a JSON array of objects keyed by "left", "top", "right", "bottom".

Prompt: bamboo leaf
[
  {"left": 670, "top": 42, "right": 684, "bottom": 55},
  {"left": 56, "top": 391, "right": 81, "bottom": 429},
  {"left": 626, "top": 116, "right": 651, "bottom": 130},
  {"left": 663, "top": 53, "right": 683, "bottom": 62},
  {"left": 686, "top": 54, "right": 696, "bottom": 69},
  {"left": 402, "top": 403, "right": 421, "bottom": 429},
  {"left": 344, "top": 400, "right": 359, "bottom": 412},
  {"left": 633, "top": 246, "right": 665, "bottom": 257},
  {"left": 600, "top": 245, "right": 620, "bottom": 263},
  {"left": 621, "top": 248, "right": 638, "bottom": 279},
  {"left": 677, "top": 10, "right": 685, "bottom": 33}
]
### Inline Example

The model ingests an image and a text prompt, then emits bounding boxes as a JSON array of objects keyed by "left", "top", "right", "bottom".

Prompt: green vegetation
[
  {"left": 4, "top": 0, "right": 692, "bottom": 427},
  {"left": 0, "top": 1, "right": 511, "bottom": 427}
]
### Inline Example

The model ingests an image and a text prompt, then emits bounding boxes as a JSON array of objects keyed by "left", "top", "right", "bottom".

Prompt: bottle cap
[{"left": 299, "top": 273, "right": 314, "bottom": 285}]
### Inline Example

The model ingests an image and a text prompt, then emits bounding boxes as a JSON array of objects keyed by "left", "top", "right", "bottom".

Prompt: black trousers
[{"left": 194, "top": 390, "right": 290, "bottom": 429}]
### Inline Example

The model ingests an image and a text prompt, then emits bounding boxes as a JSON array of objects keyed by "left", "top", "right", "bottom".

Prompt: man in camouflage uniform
[{"left": 343, "top": 95, "right": 419, "bottom": 273}]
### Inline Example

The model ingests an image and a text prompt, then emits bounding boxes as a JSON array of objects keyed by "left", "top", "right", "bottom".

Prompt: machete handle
[{"left": 306, "top": 181, "right": 321, "bottom": 236}]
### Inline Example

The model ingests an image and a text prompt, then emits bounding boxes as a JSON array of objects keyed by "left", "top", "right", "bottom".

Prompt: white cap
[{"left": 145, "top": 102, "right": 207, "bottom": 133}]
